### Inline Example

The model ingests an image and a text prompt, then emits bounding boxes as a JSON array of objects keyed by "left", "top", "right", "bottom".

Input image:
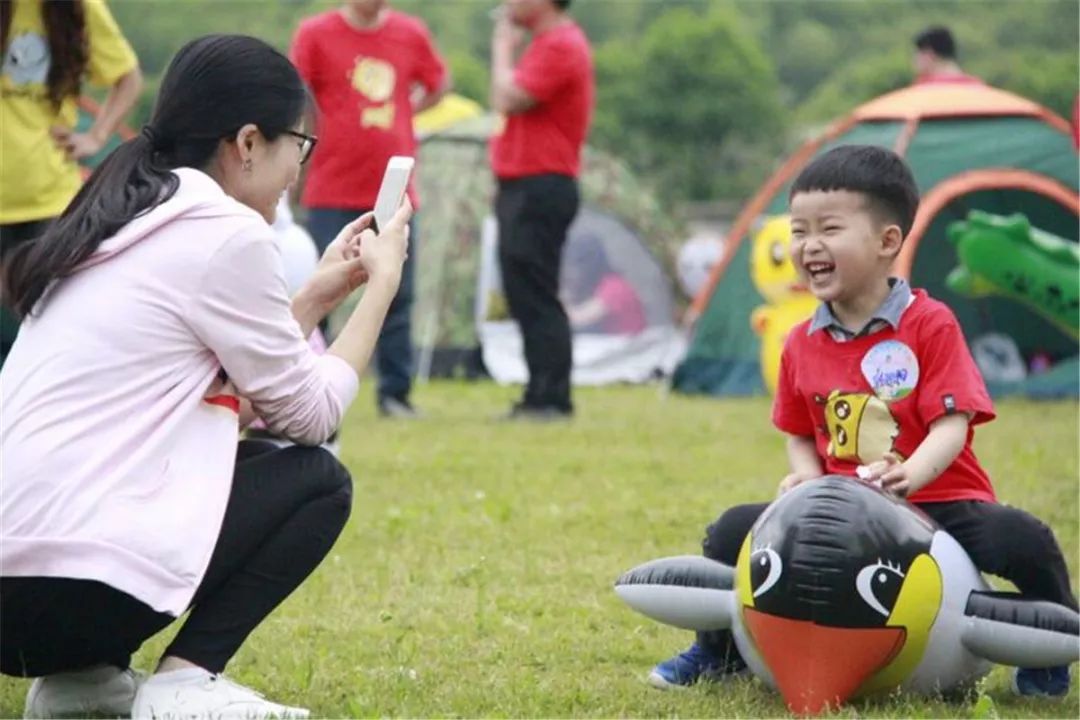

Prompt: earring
[{"left": 242, "top": 159, "right": 253, "bottom": 172}]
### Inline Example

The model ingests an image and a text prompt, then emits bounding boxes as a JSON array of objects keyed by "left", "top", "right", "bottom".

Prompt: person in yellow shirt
[{"left": 0, "top": 0, "right": 142, "bottom": 364}]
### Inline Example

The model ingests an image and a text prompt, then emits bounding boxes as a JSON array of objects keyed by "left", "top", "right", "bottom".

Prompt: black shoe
[
  {"left": 378, "top": 396, "right": 421, "bottom": 419},
  {"left": 500, "top": 402, "right": 573, "bottom": 422}
]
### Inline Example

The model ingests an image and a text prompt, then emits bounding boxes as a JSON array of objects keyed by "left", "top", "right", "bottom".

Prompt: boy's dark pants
[{"left": 696, "top": 499, "right": 1078, "bottom": 670}]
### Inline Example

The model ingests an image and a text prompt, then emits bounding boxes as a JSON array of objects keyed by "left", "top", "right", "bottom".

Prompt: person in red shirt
[
  {"left": 648, "top": 146, "right": 1076, "bottom": 698},
  {"left": 562, "top": 237, "right": 646, "bottom": 336},
  {"left": 911, "top": 26, "right": 983, "bottom": 86},
  {"left": 290, "top": 0, "right": 450, "bottom": 418},
  {"left": 490, "top": 0, "right": 594, "bottom": 420}
]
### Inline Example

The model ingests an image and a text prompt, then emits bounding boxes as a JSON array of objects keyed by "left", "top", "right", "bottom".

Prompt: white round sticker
[{"left": 861, "top": 340, "right": 919, "bottom": 401}]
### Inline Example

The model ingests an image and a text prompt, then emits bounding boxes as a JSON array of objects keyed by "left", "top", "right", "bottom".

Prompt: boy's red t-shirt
[
  {"left": 290, "top": 10, "right": 447, "bottom": 209},
  {"left": 490, "top": 21, "right": 594, "bottom": 180},
  {"left": 772, "top": 290, "right": 997, "bottom": 504}
]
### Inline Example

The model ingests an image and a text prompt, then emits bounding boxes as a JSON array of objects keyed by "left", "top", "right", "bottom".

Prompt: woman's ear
[{"left": 234, "top": 123, "right": 260, "bottom": 161}]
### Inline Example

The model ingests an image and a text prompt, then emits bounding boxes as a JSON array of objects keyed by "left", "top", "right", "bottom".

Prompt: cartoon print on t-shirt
[
  {"left": 816, "top": 390, "right": 902, "bottom": 463},
  {"left": 2, "top": 32, "right": 50, "bottom": 87},
  {"left": 350, "top": 56, "right": 395, "bottom": 129}
]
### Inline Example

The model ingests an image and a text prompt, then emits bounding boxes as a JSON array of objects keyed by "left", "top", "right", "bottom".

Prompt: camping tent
[
  {"left": 673, "top": 83, "right": 1079, "bottom": 398},
  {"left": 477, "top": 206, "right": 684, "bottom": 385},
  {"left": 409, "top": 101, "right": 685, "bottom": 382}
]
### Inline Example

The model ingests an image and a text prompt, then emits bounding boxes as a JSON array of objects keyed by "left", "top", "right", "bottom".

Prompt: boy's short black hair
[
  {"left": 914, "top": 26, "right": 956, "bottom": 59},
  {"left": 553, "top": 0, "right": 572, "bottom": 8},
  {"left": 789, "top": 145, "right": 920, "bottom": 238}
]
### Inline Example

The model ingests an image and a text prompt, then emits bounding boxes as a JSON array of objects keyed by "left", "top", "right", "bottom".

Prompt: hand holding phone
[
  {"left": 372, "top": 156, "right": 414, "bottom": 234},
  {"left": 360, "top": 198, "right": 412, "bottom": 285}
]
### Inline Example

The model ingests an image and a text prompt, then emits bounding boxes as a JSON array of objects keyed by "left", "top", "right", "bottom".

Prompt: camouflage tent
[{"left": 408, "top": 113, "right": 683, "bottom": 378}]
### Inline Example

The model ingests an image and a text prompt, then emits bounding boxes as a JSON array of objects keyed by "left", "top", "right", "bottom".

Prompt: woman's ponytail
[
  {"left": 5, "top": 34, "right": 307, "bottom": 318},
  {"left": 5, "top": 130, "right": 178, "bottom": 317}
]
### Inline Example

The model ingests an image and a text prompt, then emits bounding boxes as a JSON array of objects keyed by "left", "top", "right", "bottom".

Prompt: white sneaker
[
  {"left": 23, "top": 665, "right": 143, "bottom": 719},
  {"left": 131, "top": 669, "right": 309, "bottom": 720}
]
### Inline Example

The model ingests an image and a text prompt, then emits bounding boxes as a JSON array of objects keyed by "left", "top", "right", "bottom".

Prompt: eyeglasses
[{"left": 284, "top": 130, "right": 318, "bottom": 165}]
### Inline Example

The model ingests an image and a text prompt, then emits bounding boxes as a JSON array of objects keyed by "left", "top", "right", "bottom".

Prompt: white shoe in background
[
  {"left": 131, "top": 669, "right": 309, "bottom": 720},
  {"left": 23, "top": 665, "right": 143, "bottom": 719}
]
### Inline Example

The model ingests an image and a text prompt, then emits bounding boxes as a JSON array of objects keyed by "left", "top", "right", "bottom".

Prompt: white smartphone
[{"left": 372, "top": 156, "right": 414, "bottom": 233}]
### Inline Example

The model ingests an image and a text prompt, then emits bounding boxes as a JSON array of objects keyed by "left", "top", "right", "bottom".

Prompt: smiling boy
[{"left": 648, "top": 145, "right": 1077, "bottom": 698}]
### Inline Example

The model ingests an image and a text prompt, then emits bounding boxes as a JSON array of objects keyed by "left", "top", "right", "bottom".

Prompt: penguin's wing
[
  {"left": 961, "top": 591, "right": 1079, "bottom": 667},
  {"left": 614, "top": 555, "right": 736, "bottom": 631}
]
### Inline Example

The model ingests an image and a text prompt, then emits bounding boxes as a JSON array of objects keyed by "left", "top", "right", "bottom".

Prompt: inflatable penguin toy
[{"left": 616, "top": 477, "right": 1078, "bottom": 715}]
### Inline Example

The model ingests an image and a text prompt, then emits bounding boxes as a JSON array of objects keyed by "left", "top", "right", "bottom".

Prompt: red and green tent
[{"left": 674, "top": 83, "right": 1079, "bottom": 398}]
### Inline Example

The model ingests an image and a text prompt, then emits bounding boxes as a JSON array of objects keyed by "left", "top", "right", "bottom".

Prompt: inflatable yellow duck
[{"left": 749, "top": 215, "right": 817, "bottom": 393}]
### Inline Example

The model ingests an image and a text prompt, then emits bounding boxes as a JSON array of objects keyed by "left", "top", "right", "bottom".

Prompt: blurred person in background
[
  {"left": 562, "top": 236, "right": 645, "bottom": 336},
  {"left": 290, "top": 0, "right": 451, "bottom": 419},
  {"left": 490, "top": 0, "right": 594, "bottom": 420},
  {"left": 0, "top": 0, "right": 142, "bottom": 367},
  {"left": 912, "top": 26, "right": 982, "bottom": 86}
]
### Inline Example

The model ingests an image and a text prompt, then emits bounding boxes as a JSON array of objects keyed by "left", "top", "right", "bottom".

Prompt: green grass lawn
[{"left": 2, "top": 382, "right": 1077, "bottom": 718}]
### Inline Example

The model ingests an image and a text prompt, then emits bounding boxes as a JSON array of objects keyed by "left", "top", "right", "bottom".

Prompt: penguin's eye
[
  {"left": 750, "top": 547, "right": 783, "bottom": 597},
  {"left": 835, "top": 400, "right": 851, "bottom": 419},
  {"left": 856, "top": 560, "right": 906, "bottom": 617}
]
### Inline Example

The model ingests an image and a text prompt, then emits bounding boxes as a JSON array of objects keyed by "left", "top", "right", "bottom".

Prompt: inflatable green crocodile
[{"left": 946, "top": 211, "right": 1079, "bottom": 338}]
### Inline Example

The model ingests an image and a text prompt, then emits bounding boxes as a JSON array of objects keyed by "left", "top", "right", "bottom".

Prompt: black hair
[
  {"left": 914, "top": 26, "right": 956, "bottom": 59},
  {"left": 553, "top": 0, "right": 571, "bottom": 9},
  {"left": 1, "top": 0, "right": 89, "bottom": 111},
  {"left": 788, "top": 145, "right": 920, "bottom": 238},
  {"left": 5, "top": 34, "right": 307, "bottom": 318}
]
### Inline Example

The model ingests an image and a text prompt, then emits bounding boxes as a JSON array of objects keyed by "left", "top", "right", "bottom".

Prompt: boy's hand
[
  {"left": 864, "top": 452, "right": 909, "bottom": 497},
  {"left": 777, "top": 471, "right": 819, "bottom": 497}
]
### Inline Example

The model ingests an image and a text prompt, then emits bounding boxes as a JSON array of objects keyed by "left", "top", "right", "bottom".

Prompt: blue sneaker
[
  {"left": 1012, "top": 666, "right": 1070, "bottom": 698},
  {"left": 648, "top": 643, "right": 722, "bottom": 689}
]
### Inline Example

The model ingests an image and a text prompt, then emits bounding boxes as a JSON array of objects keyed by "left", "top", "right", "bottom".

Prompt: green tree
[
  {"left": 100, "top": 0, "right": 1078, "bottom": 208},
  {"left": 445, "top": 50, "right": 488, "bottom": 105},
  {"left": 796, "top": 50, "right": 912, "bottom": 125},
  {"left": 591, "top": 6, "right": 786, "bottom": 202}
]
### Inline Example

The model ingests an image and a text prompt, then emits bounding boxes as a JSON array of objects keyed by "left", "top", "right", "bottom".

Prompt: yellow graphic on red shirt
[
  {"left": 817, "top": 390, "right": 901, "bottom": 463},
  {"left": 351, "top": 56, "right": 395, "bottom": 129}
]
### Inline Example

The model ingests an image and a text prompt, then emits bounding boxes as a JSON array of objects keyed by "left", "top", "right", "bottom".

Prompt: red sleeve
[
  {"left": 289, "top": 23, "right": 316, "bottom": 88},
  {"left": 413, "top": 22, "right": 447, "bottom": 93},
  {"left": 915, "top": 306, "right": 995, "bottom": 427},
  {"left": 514, "top": 37, "right": 581, "bottom": 104},
  {"left": 772, "top": 337, "right": 815, "bottom": 436}
]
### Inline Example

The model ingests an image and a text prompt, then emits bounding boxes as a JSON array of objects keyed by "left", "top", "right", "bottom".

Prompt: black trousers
[
  {"left": 495, "top": 174, "right": 579, "bottom": 412},
  {"left": 0, "top": 441, "right": 352, "bottom": 677},
  {"left": 695, "top": 499, "right": 1079, "bottom": 670},
  {"left": 0, "top": 218, "right": 50, "bottom": 262},
  {"left": 0, "top": 218, "right": 53, "bottom": 369}
]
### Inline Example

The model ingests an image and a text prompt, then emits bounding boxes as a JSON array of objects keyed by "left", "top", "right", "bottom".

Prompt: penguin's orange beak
[{"left": 744, "top": 608, "right": 906, "bottom": 716}]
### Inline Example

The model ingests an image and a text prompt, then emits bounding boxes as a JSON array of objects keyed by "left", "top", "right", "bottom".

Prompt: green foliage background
[{"left": 109, "top": 0, "right": 1079, "bottom": 205}]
